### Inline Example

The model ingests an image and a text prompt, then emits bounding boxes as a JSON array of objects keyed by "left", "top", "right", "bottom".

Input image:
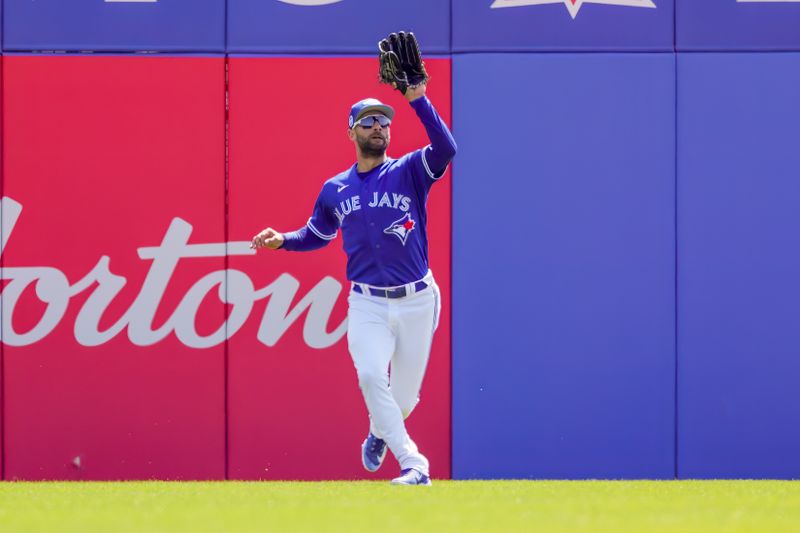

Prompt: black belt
[{"left": 353, "top": 281, "right": 429, "bottom": 299}]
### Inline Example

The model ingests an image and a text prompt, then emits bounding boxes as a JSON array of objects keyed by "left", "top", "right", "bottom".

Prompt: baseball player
[{"left": 250, "top": 32, "right": 455, "bottom": 486}]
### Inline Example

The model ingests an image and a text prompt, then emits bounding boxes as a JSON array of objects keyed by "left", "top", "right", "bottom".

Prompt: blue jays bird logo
[{"left": 384, "top": 213, "right": 416, "bottom": 246}]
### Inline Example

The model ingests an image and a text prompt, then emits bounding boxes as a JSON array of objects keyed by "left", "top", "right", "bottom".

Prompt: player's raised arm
[
  {"left": 378, "top": 32, "right": 456, "bottom": 178},
  {"left": 408, "top": 93, "right": 456, "bottom": 178}
]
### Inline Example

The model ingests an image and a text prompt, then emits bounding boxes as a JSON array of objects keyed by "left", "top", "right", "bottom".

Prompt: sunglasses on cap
[{"left": 353, "top": 114, "right": 392, "bottom": 129}]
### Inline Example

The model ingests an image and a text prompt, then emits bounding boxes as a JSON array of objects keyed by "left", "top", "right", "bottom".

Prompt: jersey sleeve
[
  {"left": 281, "top": 225, "right": 330, "bottom": 252},
  {"left": 306, "top": 184, "right": 340, "bottom": 241},
  {"left": 404, "top": 96, "right": 457, "bottom": 191},
  {"left": 404, "top": 147, "right": 446, "bottom": 194}
]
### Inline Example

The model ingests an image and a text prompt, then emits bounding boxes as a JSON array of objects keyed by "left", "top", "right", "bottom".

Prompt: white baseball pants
[{"left": 347, "top": 270, "right": 441, "bottom": 476}]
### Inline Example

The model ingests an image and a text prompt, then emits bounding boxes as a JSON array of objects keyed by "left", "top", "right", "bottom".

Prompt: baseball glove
[{"left": 378, "top": 31, "right": 429, "bottom": 95}]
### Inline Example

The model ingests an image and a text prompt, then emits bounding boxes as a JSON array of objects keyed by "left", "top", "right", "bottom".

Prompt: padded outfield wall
[{"left": 1, "top": 0, "right": 799, "bottom": 480}]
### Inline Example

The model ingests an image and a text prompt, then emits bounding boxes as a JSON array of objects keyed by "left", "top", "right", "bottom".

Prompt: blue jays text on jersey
[
  {"left": 281, "top": 95, "right": 457, "bottom": 287},
  {"left": 334, "top": 191, "right": 413, "bottom": 224}
]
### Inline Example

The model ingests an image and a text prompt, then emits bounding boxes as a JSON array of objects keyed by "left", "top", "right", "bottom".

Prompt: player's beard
[{"left": 358, "top": 134, "right": 388, "bottom": 158}]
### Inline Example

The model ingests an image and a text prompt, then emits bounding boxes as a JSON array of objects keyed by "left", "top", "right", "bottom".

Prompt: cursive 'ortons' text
[{"left": 0, "top": 197, "right": 347, "bottom": 349}]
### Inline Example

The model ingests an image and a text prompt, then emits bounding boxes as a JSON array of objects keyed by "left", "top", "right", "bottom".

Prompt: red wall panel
[
  {"left": 227, "top": 57, "right": 452, "bottom": 480},
  {"left": 2, "top": 56, "right": 226, "bottom": 480},
  {"left": 0, "top": 55, "right": 4, "bottom": 479}
]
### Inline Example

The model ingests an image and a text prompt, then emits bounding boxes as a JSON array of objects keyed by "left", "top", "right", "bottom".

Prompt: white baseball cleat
[{"left": 390, "top": 468, "right": 432, "bottom": 486}]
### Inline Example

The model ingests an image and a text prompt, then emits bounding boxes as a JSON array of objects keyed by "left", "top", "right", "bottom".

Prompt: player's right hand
[{"left": 250, "top": 227, "right": 285, "bottom": 250}]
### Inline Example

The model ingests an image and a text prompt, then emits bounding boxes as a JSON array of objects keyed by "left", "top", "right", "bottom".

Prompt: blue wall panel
[
  {"left": 453, "top": 0, "right": 674, "bottom": 51},
  {"left": 452, "top": 53, "right": 676, "bottom": 479},
  {"left": 3, "top": 0, "right": 224, "bottom": 52},
  {"left": 677, "top": 0, "right": 800, "bottom": 51},
  {"left": 228, "top": 0, "right": 449, "bottom": 53},
  {"left": 677, "top": 53, "right": 800, "bottom": 479}
]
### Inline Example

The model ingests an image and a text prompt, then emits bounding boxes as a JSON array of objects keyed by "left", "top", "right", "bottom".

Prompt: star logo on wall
[
  {"left": 276, "top": 0, "right": 344, "bottom": 5},
  {"left": 490, "top": 0, "right": 657, "bottom": 19}
]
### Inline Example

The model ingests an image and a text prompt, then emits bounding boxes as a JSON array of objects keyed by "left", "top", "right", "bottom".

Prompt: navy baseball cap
[{"left": 348, "top": 98, "right": 395, "bottom": 128}]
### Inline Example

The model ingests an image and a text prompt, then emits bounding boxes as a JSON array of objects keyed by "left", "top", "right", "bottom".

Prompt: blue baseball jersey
[{"left": 306, "top": 148, "right": 445, "bottom": 287}]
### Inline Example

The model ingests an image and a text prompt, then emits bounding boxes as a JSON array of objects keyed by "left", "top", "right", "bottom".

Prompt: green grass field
[{"left": 1, "top": 480, "right": 798, "bottom": 532}]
